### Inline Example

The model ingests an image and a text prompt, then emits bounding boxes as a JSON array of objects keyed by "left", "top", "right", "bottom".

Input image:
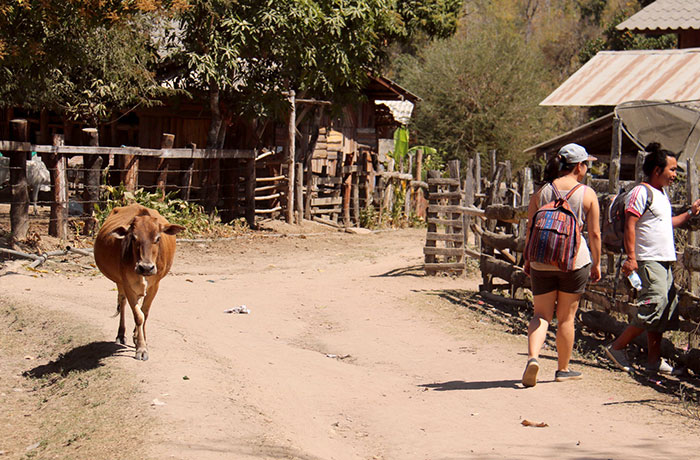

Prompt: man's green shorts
[{"left": 632, "top": 260, "right": 679, "bottom": 333}]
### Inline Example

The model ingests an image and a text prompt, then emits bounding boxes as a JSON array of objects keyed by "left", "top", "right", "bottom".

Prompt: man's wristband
[{"left": 688, "top": 209, "right": 694, "bottom": 217}]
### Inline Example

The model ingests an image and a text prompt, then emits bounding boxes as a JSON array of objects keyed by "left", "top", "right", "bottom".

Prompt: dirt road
[{"left": 3, "top": 226, "right": 700, "bottom": 459}]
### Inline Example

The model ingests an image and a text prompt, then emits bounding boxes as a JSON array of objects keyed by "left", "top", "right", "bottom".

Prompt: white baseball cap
[{"left": 559, "top": 143, "right": 597, "bottom": 163}]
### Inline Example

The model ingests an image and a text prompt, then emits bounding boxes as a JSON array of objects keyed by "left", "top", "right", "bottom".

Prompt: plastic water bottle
[{"left": 628, "top": 271, "right": 642, "bottom": 290}]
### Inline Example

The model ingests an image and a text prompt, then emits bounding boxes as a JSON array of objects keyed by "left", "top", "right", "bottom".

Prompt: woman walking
[{"left": 522, "top": 143, "right": 601, "bottom": 387}]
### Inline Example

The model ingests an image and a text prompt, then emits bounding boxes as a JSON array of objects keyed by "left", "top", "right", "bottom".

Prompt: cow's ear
[
  {"left": 111, "top": 225, "right": 130, "bottom": 239},
  {"left": 162, "top": 224, "right": 185, "bottom": 236}
]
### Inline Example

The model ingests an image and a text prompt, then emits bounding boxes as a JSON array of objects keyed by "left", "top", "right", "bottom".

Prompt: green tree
[
  {"left": 0, "top": 1, "right": 184, "bottom": 124},
  {"left": 169, "top": 0, "right": 464, "bottom": 148},
  {"left": 395, "top": 16, "right": 558, "bottom": 170}
]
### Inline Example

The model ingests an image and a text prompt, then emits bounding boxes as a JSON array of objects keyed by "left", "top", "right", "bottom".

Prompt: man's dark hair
[
  {"left": 642, "top": 142, "right": 676, "bottom": 178},
  {"left": 543, "top": 154, "right": 576, "bottom": 183}
]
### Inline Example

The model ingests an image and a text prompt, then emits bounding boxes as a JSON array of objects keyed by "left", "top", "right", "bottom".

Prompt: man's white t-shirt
[{"left": 625, "top": 184, "right": 676, "bottom": 261}]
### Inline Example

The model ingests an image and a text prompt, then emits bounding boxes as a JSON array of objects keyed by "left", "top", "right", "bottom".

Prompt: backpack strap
[
  {"left": 564, "top": 183, "right": 584, "bottom": 200},
  {"left": 639, "top": 182, "right": 655, "bottom": 217}
]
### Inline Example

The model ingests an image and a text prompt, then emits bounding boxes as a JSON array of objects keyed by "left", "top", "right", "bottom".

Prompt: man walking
[{"left": 605, "top": 143, "right": 700, "bottom": 375}]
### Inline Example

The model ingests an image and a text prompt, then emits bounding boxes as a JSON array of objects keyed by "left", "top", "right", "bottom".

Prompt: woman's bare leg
[
  {"left": 527, "top": 291, "right": 557, "bottom": 359},
  {"left": 555, "top": 291, "right": 581, "bottom": 371}
]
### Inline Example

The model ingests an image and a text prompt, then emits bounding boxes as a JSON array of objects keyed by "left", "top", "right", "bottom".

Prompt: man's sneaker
[
  {"left": 604, "top": 344, "right": 632, "bottom": 372},
  {"left": 555, "top": 369, "right": 582, "bottom": 382},
  {"left": 522, "top": 358, "right": 539, "bottom": 388},
  {"left": 646, "top": 359, "right": 684, "bottom": 376}
]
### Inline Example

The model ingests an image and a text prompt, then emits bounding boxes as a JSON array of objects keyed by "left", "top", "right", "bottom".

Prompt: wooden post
[
  {"left": 181, "top": 144, "right": 195, "bottom": 201},
  {"left": 157, "top": 133, "right": 175, "bottom": 197},
  {"left": 82, "top": 128, "right": 101, "bottom": 235},
  {"left": 295, "top": 161, "right": 303, "bottom": 223},
  {"left": 448, "top": 160, "right": 464, "bottom": 274},
  {"left": 489, "top": 149, "right": 497, "bottom": 181},
  {"left": 203, "top": 158, "right": 221, "bottom": 213},
  {"left": 122, "top": 155, "right": 139, "bottom": 192},
  {"left": 9, "top": 119, "right": 29, "bottom": 239},
  {"left": 688, "top": 159, "right": 700, "bottom": 349},
  {"left": 304, "top": 151, "right": 314, "bottom": 221},
  {"left": 353, "top": 164, "right": 360, "bottom": 225},
  {"left": 221, "top": 159, "right": 238, "bottom": 222},
  {"left": 425, "top": 170, "right": 440, "bottom": 274},
  {"left": 635, "top": 150, "right": 646, "bottom": 183},
  {"left": 473, "top": 152, "right": 482, "bottom": 250},
  {"left": 609, "top": 117, "right": 622, "bottom": 194},
  {"left": 343, "top": 151, "right": 355, "bottom": 227},
  {"left": 286, "top": 90, "right": 296, "bottom": 224},
  {"left": 463, "top": 158, "right": 475, "bottom": 248},
  {"left": 245, "top": 158, "right": 256, "bottom": 228},
  {"left": 608, "top": 116, "right": 623, "bottom": 275},
  {"left": 48, "top": 134, "right": 68, "bottom": 239}
]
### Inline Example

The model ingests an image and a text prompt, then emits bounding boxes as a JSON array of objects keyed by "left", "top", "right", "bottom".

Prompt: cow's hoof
[
  {"left": 135, "top": 349, "right": 149, "bottom": 361},
  {"left": 116, "top": 336, "right": 126, "bottom": 345}
]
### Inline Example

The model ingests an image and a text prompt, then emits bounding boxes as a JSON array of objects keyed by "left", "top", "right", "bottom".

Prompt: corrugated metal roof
[
  {"left": 540, "top": 48, "right": 700, "bottom": 106},
  {"left": 375, "top": 100, "right": 414, "bottom": 125},
  {"left": 617, "top": 0, "right": 700, "bottom": 32}
]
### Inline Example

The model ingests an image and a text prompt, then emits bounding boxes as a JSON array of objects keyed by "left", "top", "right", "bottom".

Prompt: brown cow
[{"left": 93, "top": 204, "right": 185, "bottom": 360}]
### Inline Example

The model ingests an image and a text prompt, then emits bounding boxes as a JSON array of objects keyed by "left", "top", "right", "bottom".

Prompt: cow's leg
[
  {"left": 125, "top": 278, "right": 148, "bottom": 361},
  {"left": 115, "top": 285, "right": 127, "bottom": 345},
  {"left": 140, "top": 279, "right": 161, "bottom": 343}
]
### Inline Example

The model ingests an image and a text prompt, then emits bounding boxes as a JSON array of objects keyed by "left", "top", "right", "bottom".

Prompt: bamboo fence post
[
  {"left": 48, "top": 134, "right": 68, "bottom": 239},
  {"left": 9, "top": 119, "right": 29, "bottom": 239},
  {"left": 157, "top": 133, "right": 175, "bottom": 197},
  {"left": 474, "top": 152, "right": 482, "bottom": 250},
  {"left": 286, "top": 90, "right": 296, "bottom": 224}
]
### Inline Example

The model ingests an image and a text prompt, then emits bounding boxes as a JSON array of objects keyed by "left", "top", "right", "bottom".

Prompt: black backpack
[{"left": 601, "top": 183, "right": 653, "bottom": 253}]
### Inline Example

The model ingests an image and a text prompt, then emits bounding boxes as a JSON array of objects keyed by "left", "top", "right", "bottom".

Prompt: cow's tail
[{"left": 111, "top": 303, "right": 121, "bottom": 318}]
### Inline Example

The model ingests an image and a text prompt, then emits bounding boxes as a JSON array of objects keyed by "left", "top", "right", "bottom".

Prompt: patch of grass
[
  {"left": 0, "top": 298, "right": 151, "bottom": 460},
  {"left": 95, "top": 184, "right": 247, "bottom": 238}
]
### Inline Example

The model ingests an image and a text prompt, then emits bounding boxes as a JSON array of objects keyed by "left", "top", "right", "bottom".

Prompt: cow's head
[{"left": 111, "top": 212, "right": 185, "bottom": 276}]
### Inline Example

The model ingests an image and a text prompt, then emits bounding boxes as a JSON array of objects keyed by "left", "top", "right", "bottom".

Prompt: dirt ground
[{"left": 3, "top": 220, "right": 700, "bottom": 459}]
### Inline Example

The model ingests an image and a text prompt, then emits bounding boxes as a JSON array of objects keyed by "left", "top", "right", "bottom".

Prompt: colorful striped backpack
[{"left": 524, "top": 183, "right": 583, "bottom": 272}]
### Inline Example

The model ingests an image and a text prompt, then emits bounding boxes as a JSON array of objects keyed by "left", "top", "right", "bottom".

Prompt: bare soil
[{"left": 2, "top": 221, "right": 700, "bottom": 459}]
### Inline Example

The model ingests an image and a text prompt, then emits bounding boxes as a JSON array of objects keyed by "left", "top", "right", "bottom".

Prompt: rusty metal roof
[
  {"left": 540, "top": 48, "right": 700, "bottom": 106},
  {"left": 617, "top": 0, "right": 700, "bottom": 32}
]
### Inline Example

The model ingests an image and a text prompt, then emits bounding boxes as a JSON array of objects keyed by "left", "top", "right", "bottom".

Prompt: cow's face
[{"left": 111, "top": 215, "right": 185, "bottom": 276}]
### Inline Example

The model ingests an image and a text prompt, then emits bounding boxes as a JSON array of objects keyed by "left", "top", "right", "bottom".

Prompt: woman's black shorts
[{"left": 529, "top": 264, "right": 591, "bottom": 296}]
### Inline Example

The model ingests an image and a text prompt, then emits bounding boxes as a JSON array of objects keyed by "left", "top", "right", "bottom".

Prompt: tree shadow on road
[
  {"left": 372, "top": 264, "right": 426, "bottom": 277},
  {"left": 24, "top": 340, "right": 129, "bottom": 378}
]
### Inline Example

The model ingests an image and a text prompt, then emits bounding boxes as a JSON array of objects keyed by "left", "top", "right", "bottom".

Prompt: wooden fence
[{"left": 1, "top": 119, "right": 429, "bottom": 239}]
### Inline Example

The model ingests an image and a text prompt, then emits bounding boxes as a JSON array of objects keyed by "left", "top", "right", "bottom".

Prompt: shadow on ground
[
  {"left": 372, "top": 265, "right": 426, "bottom": 277},
  {"left": 24, "top": 340, "right": 128, "bottom": 378},
  {"left": 423, "top": 287, "right": 700, "bottom": 408}
]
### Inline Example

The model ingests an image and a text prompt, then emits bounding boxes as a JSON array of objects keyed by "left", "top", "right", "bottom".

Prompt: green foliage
[
  {"left": 0, "top": 2, "right": 182, "bottom": 124},
  {"left": 95, "top": 185, "right": 244, "bottom": 238},
  {"left": 170, "top": 0, "right": 465, "bottom": 124},
  {"left": 579, "top": 11, "right": 677, "bottom": 65},
  {"left": 391, "top": 126, "right": 410, "bottom": 162},
  {"left": 395, "top": 16, "right": 556, "bottom": 171}
]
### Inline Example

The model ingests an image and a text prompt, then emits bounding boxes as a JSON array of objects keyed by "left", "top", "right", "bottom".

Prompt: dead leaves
[{"left": 521, "top": 419, "right": 548, "bottom": 428}]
